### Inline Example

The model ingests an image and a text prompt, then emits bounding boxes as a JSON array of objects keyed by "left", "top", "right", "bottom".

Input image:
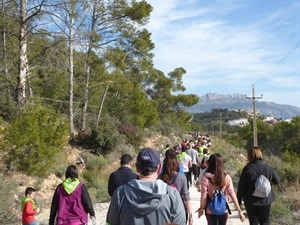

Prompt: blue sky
[{"left": 145, "top": 0, "right": 300, "bottom": 107}]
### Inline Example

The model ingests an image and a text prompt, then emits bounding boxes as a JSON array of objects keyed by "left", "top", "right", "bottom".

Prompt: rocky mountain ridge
[{"left": 185, "top": 93, "right": 300, "bottom": 120}]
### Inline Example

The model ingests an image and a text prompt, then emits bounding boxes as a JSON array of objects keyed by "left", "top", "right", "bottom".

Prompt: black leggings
[
  {"left": 184, "top": 172, "right": 190, "bottom": 188},
  {"left": 189, "top": 164, "right": 198, "bottom": 181},
  {"left": 245, "top": 204, "right": 271, "bottom": 225},
  {"left": 206, "top": 213, "right": 228, "bottom": 225}
]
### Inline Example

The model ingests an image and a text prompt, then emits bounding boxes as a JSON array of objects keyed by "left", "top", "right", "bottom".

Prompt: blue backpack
[{"left": 207, "top": 178, "right": 231, "bottom": 215}]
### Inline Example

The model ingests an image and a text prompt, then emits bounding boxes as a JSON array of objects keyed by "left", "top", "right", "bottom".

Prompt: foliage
[
  {"left": 118, "top": 123, "right": 143, "bottom": 148},
  {"left": 270, "top": 193, "right": 296, "bottom": 225},
  {"left": 0, "top": 94, "right": 17, "bottom": 121},
  {"left": 2, "top": 104, "right": 69, "bottom": 176},
  {"left": 0, "top": 175, "right": 19, "bottom": 224},
  {"left": 193, "top": 108, "right": 249, "bottom": 123},
  {"left": 0, "top": 0, "right": 200, "bottom": 152},
  {"left": 278, "top": 151, "right": 300, "bottom": 184},
  {"left": 81, "top": 153, "right": 110, "bottom": 202},
  {"left": 85, "top": 153, "right": 108, "bottom": 171},
  {"left": 282, "top": 150, "right": 300, "bottom": 164},
  {"left": 77, "top": 115, "right": 120, "bottom": 155}
]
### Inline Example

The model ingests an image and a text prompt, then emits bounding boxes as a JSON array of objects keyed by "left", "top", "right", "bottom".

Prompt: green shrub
[
  {"left": 49, "top": 151, "right": 68, "bottom": 178},
  {"left": 85, "top": 153, "right": 108, "bottom": 170},
  {"left": 270, "top": 193, "right": 295, "bottom": 225},
  {"left": 0, "top": 94, "right": 17, "bottom": 121},
  {"left": 0, "top": 175, "right": 19, "bottom": 224},
  {"left": 281, "top": 165, "right": 300, "bottom": 184},
  {"left": 269, "top": 152, "right": 300, "bottom": 184},
  {"left": 2, "top": 104, "right": 68, "bottom": 176},
  {"left": 80, "top": 154, "right": 110, "bottom": 202},
  {"left": 87, "top": 180, "right": 110, "bottom": 203},
  {"left": 282, "top": 150, "right": 300, "bottom": 164},
  {"left": 118, "top": 123, "right": 142, "bottom": 148},
  {"left": 77, "top": 116, "right": 120, "bottom": 155}
]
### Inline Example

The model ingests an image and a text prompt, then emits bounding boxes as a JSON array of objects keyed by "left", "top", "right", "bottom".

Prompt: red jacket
[{"left": 22, "top": 200, "right": 37, "bottom": 224}]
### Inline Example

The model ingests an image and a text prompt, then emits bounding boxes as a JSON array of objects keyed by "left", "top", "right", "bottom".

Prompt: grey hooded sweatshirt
[{"left": 106, "top": 179, "right": 186, "bottom": 225}]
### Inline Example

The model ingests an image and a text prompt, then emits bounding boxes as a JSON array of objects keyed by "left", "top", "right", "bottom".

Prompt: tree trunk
[
  {"left": 81, "top": 0, "right": 98, "bottom": 132},
  {"left": 1, "top": 0, "right": 9, "bottom": 94},
  {"left": 17, "top": 0, "right": 28, "bottom": 106},
  {"left": 81, "top": 61, "right": 90, "bottom": 132},
  {"left": 69, "top": 11, "right": 75, "bottom": 141},
  {"left": 96, "top": 83, "right": 109, "bottom": 126}
]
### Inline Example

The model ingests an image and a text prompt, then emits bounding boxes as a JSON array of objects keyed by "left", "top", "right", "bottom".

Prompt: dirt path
[
  {"left": 188, "top": 184, "right": 249, "bottom": 225},
  {"left": 83, "top": 183, "right": 250, "bottom": 225}
]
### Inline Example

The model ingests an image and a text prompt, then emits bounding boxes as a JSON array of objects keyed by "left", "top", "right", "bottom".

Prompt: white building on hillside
[{"left": 227, "top": 118, "right": 249, "bottom": 127}]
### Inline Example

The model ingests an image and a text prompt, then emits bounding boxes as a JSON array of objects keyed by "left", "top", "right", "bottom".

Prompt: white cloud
[{"left": 145, "top": 0, "right": 300, "bottom": 107}]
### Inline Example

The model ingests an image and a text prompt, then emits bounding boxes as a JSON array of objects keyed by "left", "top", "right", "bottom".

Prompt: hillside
[
  {"left": 184, "top": 93, "right": 300, "bottom": 120},
  {"left": 1, "top": 133, "right": 299, "bottom": 225}
]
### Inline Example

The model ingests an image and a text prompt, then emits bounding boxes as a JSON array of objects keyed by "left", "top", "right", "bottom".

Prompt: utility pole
[
  {"left": 246, "top": 85, "right": 262, "bottom": 147},
  {"left": 219, "top": 113, "right": 222, "bottom": 139}
]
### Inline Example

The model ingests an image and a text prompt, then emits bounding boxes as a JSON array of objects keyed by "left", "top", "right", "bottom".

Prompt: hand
[
  {"left": 36, "top": 207, "right": 40, "bottom": 213},
  {"left": 188, "top": 215, "right": 193, "bottom": 225},
  {"left": 90, "top": 216, "right": 97, "bottom": 225},
  {"left": 196, "top": 208, "right": 204, "bottom": 218},
  {"left": 239, "top": 211, "right": 245, "bottom": 222},
  {"left": 195, "top": 180, "right": 200, "bottom": 192}
]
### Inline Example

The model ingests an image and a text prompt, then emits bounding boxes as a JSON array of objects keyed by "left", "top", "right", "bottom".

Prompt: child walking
[{"left": 21, "top": 187, "right": 40, "bottom": 225}]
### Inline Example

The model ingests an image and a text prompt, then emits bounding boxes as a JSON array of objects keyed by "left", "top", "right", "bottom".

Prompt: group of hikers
[{"left": 21, "top": 133, "right": 280, "bottom": 225}]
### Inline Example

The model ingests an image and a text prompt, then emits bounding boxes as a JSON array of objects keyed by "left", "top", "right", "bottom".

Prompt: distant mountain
[{"left": 184, "top": 93, "right": 300, "bottom": 120}]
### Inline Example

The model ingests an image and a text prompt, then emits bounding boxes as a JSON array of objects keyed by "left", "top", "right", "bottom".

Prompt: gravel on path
[
  {"left": 91, "top": 184, "right": 249, "bottom": 225},
  {"left": 34, "top": 183, "right": 250, "bottom": 225}
]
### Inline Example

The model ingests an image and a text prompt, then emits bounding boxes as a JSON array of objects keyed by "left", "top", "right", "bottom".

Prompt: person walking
[
  {"left": 197, "top": 153, "right": 245, "bottom": 225},
  {"left": 106, "top": 148, "right": 186, "bottom": 225},
  {"left": 21, "top": 187, "right": 40, "bottom": 225},
  {"left": 158, "top": 150, "right": 193, "bottom": 225},
  {"left": 186, "top": 143, "right": 199, "bottom": 186},
  {"left": 108, "top": 154, "right": 139, "bottom": 196},
  {"left": 49, "top": 165, "right": 95, "bottom": 225},
  {"left": 237, "top": 147, "right": 280, "bottom": 225},
  {"left": 177, "top": 145, "right": 192, "bottom": 188},
  {"left": 195, "top": 154, "right": 210, "bottom": 192}
]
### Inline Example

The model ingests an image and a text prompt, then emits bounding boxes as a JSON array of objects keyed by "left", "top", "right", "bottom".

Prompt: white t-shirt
[{"left": 179, "top": 154, "right": 192, "bottom": 172}]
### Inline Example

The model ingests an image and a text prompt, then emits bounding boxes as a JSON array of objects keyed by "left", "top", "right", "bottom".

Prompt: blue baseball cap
[{"left": 137, "top": 148, "right": 160, "bottom": 168}]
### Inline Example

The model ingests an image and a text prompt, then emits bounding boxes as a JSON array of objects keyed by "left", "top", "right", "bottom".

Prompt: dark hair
[
  {"left": 65, "top": 165, "right": 78, "bottom": 180},
  {"left": 25, "top": 187, "right": 36, "bottom": 196},
  {"left": 138, "top": 166, "right": 158, "bottom": 176},
  {"left": 206, "top": 153, "right": 226, "bottom": 187},
  {"left": 120, "top": 154, "right": 133, "bottom": 165},
  {"left": 247, "top": 146, "right": 263, "bottom": 162},
  {"left": 181, "top": 145, "right": 187, "bottom": 152},
  {"left": 161, "top": 151, "right": 179, "bottom": 184}
]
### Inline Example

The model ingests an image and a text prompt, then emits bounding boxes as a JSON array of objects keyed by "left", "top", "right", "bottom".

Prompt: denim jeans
[{"left": 23, "top": 220, "right": 38, "bottom": 225}]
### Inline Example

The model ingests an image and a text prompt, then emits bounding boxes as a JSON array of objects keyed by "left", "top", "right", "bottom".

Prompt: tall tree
[
  {"left": 78, "top": 0, "right": 153, "bottom": 132},
  {"left": 0, "top": 0, "right": 19, "bottom": 96},
  {"left": 146, "top": 67, "right": 199, "bottom": 118},
  {"left": 17, "top": 0, "right": 45, "bottom": 106},
  {"left": 46, "top": 0, "right": 85, "bottom": 141}
]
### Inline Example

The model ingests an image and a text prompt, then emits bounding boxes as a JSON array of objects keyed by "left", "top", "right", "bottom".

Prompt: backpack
[
  {"left": 251, "top": 164, "right": 271, "bottom": 198},
  {"left": 207, "top": 178, "right": 231, "bottom": 215},
  {"left": 168, "top": 173, "right": 179, "bottom": 190},
  {"left": 169, "top": 183, "right": 177, "bottom": 189}
]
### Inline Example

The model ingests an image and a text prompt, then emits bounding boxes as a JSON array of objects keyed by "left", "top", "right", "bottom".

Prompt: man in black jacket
[{"left": 108, "top": 154, "right": 139, "bottom": 196}]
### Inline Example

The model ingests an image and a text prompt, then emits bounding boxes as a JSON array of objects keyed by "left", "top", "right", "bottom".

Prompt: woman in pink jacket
[{"left": 197, "top": 153, "right": 245, "bottom": 225}]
